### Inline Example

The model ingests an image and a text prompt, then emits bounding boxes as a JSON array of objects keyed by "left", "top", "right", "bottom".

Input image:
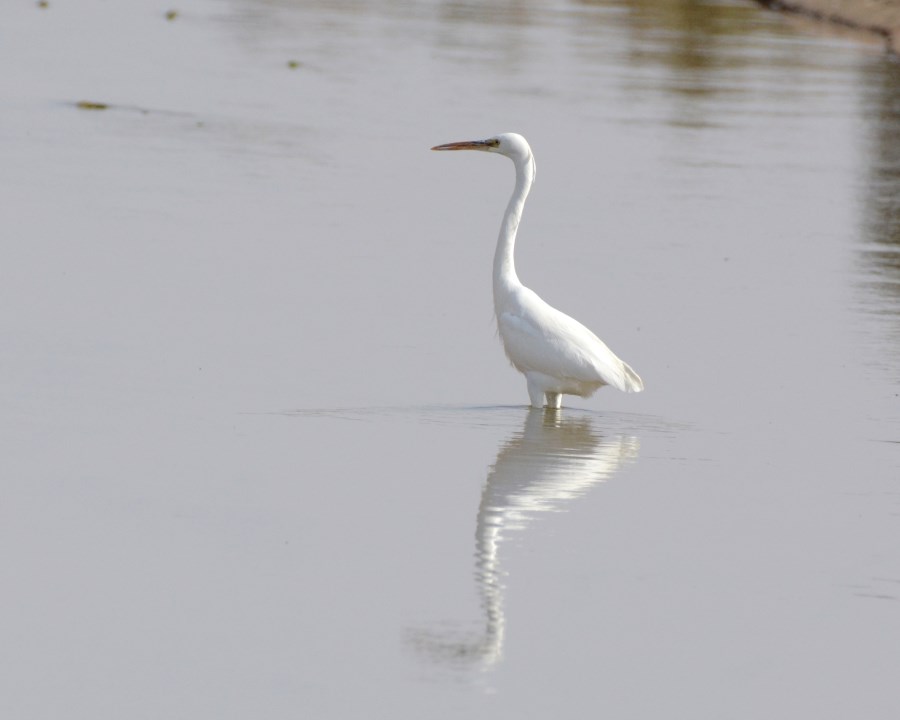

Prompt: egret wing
[{"left": 498, "top": 295, "right": 640, "bottom": 392}]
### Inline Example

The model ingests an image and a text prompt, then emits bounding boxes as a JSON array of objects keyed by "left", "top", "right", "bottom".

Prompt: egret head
[{"left": 432, "top": 133, "right": 532, "bottom": 163}]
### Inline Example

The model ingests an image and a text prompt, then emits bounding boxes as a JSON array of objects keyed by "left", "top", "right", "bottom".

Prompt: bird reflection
[{"left": 408, "top": 409, "right": 639, "bottom": 670}]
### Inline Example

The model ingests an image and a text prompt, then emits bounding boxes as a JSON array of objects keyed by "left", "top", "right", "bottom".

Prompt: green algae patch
[{"left": 76, "top": 101, "right": 109, "bottom": 110}]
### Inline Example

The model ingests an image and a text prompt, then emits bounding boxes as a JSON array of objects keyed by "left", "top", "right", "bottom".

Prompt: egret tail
[{"left": 621, "top": 363, "right": 644, "bottom": 393}]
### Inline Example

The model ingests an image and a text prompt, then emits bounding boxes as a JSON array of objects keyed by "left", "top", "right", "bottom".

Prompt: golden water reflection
[{"left": 860, "top": 56, "right": 900, "bottom": 313}]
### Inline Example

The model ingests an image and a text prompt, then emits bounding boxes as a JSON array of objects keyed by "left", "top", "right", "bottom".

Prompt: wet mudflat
[{"left": 1, "top": 0, "right": 899, "bottom": 717}]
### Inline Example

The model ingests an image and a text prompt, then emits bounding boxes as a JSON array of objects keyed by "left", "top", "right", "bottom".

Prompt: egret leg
[
  {"left": 545, "top": 392, "right": 562, "bottom": 410},
  {"left": 526, "top": 376, "right": 544, "bottom": 409}
]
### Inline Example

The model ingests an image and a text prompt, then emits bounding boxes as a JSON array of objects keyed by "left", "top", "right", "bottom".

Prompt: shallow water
[{"left": 1, "top": 0, "right": 899, "bottom": 717}]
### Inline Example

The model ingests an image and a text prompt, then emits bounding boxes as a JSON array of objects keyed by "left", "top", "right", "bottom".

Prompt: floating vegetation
[
  {"left": 37, "top": 1, "right": 49, "bottom": 8},
  {"left": 287, "top": 60, "right": 302, "bottom": 69},
  {"left": 76, "top": 100, "right": 108, "bottom": 110},
  {"left": 165, "top": 9, "right": 178, "bottom": 21},
  {"left": 68, "top": 99, "right": 212, "bottom": 126}
]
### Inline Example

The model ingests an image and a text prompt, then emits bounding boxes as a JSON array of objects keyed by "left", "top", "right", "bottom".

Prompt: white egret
[{"left": 432, "top": 133, "right": 644, "bottom": 409}]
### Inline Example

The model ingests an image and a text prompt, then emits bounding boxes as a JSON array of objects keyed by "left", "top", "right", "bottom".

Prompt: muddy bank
[{"left": 759, "top": 0, "right": 900, "bottom": 50}]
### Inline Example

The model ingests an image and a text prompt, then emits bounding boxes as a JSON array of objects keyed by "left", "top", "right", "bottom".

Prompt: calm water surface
[{"left": 1, "top": 0, "right": 899, "bottom": 717}]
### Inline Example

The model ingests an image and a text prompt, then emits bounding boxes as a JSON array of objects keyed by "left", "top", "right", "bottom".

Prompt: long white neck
[{"left": 493, "top": 151, "right": 535, "bottom": 314}]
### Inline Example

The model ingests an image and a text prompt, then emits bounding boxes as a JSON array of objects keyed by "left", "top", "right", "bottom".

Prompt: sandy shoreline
[{"left": 759, "top": 0, "right": 900, "bottom": 50}]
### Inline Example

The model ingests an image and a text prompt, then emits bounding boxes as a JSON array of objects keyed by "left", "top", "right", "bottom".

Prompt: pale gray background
[{"left": 2, "top": 1, "right": 898, "bottom": 718}]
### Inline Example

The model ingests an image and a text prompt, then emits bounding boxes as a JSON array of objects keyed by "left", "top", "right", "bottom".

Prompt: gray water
[{"left": 2, "top": 0, "right": 899, "bottom": 717}]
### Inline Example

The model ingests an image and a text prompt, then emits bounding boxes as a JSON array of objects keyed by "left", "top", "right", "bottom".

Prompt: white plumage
[{"left": 432, "top": 132, "right": 643, "bottom": 409}]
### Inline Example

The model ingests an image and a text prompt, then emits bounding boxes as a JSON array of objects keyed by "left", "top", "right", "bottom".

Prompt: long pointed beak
[{"left": 431, "top": 140, "right": 490, "bottom": 151}]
